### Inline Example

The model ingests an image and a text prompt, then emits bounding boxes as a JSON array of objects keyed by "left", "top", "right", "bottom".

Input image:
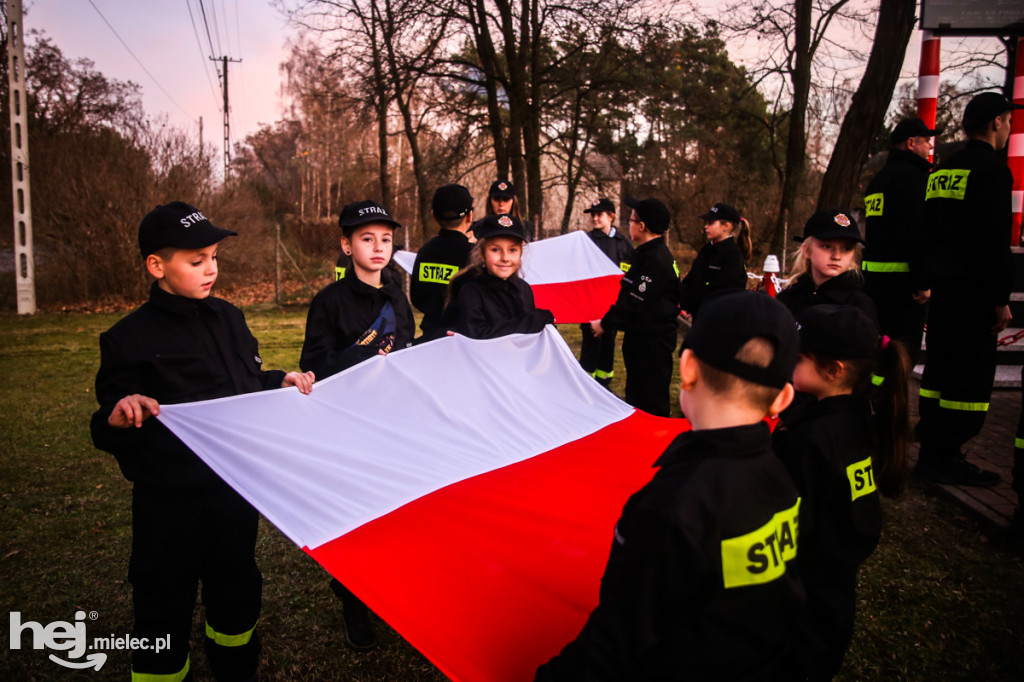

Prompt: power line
[
  {"left": 198, "top": 0, "right": 223, "bottom": 61},
  {"left": 85, "top": 0, "right": 193, "bottom": 120},
  {"left": 196, "top": 0, "right": 220, "bottom": 66},
  {"left": 185, "top": 0, "right": 220, "bottom": 106}
]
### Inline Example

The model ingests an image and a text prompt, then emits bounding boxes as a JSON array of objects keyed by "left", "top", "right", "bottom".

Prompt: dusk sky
[{"left": 25, "top": 0, "right": 294, "bottom": 149}]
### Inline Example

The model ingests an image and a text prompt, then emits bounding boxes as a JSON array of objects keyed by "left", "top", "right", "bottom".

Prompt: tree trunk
[
  {"left": 771, "top": 0, "right": 812, "bottom": 259},
  {"left": 817, "top": 0, "right": 916, "bottom": 210},
  {"left": 470, "top": 0, "right": 510, "bottom": 178}
]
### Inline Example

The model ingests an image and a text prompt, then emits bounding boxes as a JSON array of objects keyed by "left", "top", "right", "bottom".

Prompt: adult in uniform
[
  {"left": 916, "top": 92, "right": 1020, "bottom": 487},
  {"left": 578, "top": 197, "right": 633, "bottom": 387},
  {"left": 862, "top": 117, "right": 939, "bottom": 363},
  {"left": 591, "top": 197, "right": 681, "bottom": 417},
  {"left": 411, "top": 184, "right": 475, "bottom": 340}
]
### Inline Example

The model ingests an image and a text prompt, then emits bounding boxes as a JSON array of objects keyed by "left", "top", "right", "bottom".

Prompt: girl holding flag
[{"left": 445, "top": 213, "right": 554, "bottom": 339}]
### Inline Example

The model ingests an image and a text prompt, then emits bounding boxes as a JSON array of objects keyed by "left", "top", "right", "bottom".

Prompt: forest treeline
[{"left": 0, "top": 0, "right": 1013, "bottom": 308}]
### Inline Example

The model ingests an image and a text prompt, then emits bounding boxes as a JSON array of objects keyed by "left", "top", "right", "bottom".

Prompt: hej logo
[{"left": 9, "top": 610, "right": 106, "bottom": 671}]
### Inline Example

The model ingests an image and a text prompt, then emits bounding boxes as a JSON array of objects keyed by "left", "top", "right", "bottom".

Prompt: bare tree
[
  {"left": 817, "top": 0, "right": 916, "bottom": 209},
  {"left": 710, "top": 0, "right": 874, "bottom": 256}
]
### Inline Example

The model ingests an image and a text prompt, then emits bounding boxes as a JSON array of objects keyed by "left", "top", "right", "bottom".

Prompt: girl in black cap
[
  {"left": 445, "top": 214, "right": 553, "bottom": 338},
  {"left": 679, "top": 202, "right": 750, "bottom": 321},
  {"left": 772, "top": 304, "right": 910, "bottom": 680},
  {"left": 777, "top": 209, "right": 877, "bottom": 322},
  {"left": 483, "top": 179, "right": 535, "bottom": 241}
]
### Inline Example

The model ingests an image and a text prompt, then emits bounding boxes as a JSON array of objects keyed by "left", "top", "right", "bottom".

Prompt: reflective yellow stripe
[
  {"left": 862, "top": 261, "right": 910, "bottom": 273},
  {"left": 672, "top": 261, "right": 680, "bottom": 277},
  {"left": 864, "top": 192, "right": 884, "bottom": 217},
  {"left": 846, "top": 456, "right": 877, "bottom": 501},
  {"left": 594, "top": 369, "right": 614, "bottom": 380},
  {"left": 925, "top": 169, "right": 970, "bottom": 201},
  {"left": 205, "top": 622, "right": 256, "bottom": 647},
  {"left": 870, "top": 374, "right": 884, "bottom": 386},
  {"left": 417, "top": 262, "right": 459, "bottom": 284},
  {"left": 132, "top": 658, "right": 190, "bottom": 682},
  {"left": 939, "top": 399, "right": 989, "bottom": 412},
  {"left": 720, "top": 498, "right": 800, "bottom": 589},
  {"left": 334, "top": 266, "right": 346, "bottom": 281},
  {"left": 619, "top": 262, "right": 631, "bottom": 272},
  {"left": 919, "top": 388, "right": 940, "bottom": 400},
  {"left": 1015, "top": 438, "right": 1024, "bottom": 450}
]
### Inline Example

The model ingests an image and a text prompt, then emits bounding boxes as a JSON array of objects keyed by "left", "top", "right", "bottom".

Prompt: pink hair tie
[{"left": 880, "top": 335, "right": 891, "bottom": 350}]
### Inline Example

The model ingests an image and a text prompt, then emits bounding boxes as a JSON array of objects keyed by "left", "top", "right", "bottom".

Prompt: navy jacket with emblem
[
  {"left": 445, "top": 268, "right": 554, "bottom": 339},
  {"left": 300, "top": 266, "right": 414, "bottom": 379},
  {"left": 679, "top": 237, "right": 747, "bottom": 319},
  {"left": 537, "top": 423, "right": 803, "bottom": 681},
  {"left": 586, "top": 226, "right": 634, "bottom": 272},
  {"left": 923, "top": 139, "right": 1014, "bottom": 307},
  {"left": 777, "top": 271, "right": 877, "bottom": 324},
  {"left": 600, "top": 237, "right": 681, "bottom": 336},
  {"left": 411, "top": 229, "right": 474, "bottom": 335},
  {"left": 772, "top": 394, "right": 882, "bottom": 679},
  {"left": 90, "top": 283, "right": 287, "bottom": 490},
  {"left": 862, "top": 149, "right": 933, "bottom": 301}
]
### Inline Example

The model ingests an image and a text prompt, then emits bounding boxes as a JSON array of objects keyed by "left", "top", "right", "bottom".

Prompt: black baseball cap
[
  {"left": 138, "top": 201, "right": 237, "bottom": 258},
  {"left": 699, "top": 203, "right": 742, "bottom": 224},
  {"left": 338, "top": 199, "right": 401, "bottom": 234},
  {"left": 474, "top": 213, "right": 527, "bottom": 241},
  {"left": 685, "top": 291, "right": 799, "bottom": 389},
  {"left": 890, "top": 117, "right": 942, "bottom": 144},
  {"left": 795, "top": 209, "right": 864, "bottom": 244},
  {"left": 583, "top": 197, "right": 616, "bottom": 214},
  {"left": 624, "top": 196, "right": 670, "bottom": 235},
  {"left": 432, "top": 184, "right": 473, "bottom": 221},
  {"left": 798, "top": 304, "right": 879, "bottom": 359},
  {"left": 489, "top": 180, "right": 516, "bottom": 199},
  {"left": 962, "top": 92, "right": 1024, "bottom": 130}
]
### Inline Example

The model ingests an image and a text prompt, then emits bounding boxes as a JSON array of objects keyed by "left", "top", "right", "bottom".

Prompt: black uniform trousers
[
  {"left": 130, "top": 480, "right": 261, "bottom": 681},
  {"left": 579, "top": 324, "right": 617, "bottom": 385},
  {"left": 622, "top": 327, "right": 676, "bottom": 418},
  {"left": 918, "top": 286, "right": 997, "bottom": 466}
]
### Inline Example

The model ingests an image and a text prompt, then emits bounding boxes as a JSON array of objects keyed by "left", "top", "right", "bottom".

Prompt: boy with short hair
[
  {"left": 579, "top": 197, "right": 633, "bottom": 388},
  {"left": 300, "top": 199, "right": 415, "bottom": 379},
  {"left": 411, "top": 184, "right": 475, "bottom": 340},
  {"left": 91, "top": 201, "right": 315, "bottom": 682},
  {"left": 590, "top": 196, "right": 681, "bottom": 417},
  {"left": 539, "top": 291, "right": 804, "bottom": 680},
  {"left": 299, "top": 199, "right": 415, "bottom": 649}
]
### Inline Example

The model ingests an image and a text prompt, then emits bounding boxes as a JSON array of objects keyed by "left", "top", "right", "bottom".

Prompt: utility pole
[
  {"left": 210, "top": 55, "right": 240, "bottom": 182},
  {"left": 7, "top": 0, "right": 35, "bottom": 314}
]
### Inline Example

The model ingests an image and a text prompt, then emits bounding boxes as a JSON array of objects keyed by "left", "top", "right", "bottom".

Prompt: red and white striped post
[
  {"left": 1010, "top": 36, "right": 1024, "bottom": 246},
  {"left": 917, "top": 30, "right": 941, "bottom": 163}
]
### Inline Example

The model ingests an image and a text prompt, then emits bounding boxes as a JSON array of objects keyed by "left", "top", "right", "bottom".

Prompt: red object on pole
[
  {"left": 761, "top": 255, "right": 780, "bottom": 297},
  {"left": 917, "top": 31, "right": 941, "bottom": 163},
  {"left": 1010, "top": 36, "right": 1024, "bottom": 246}
]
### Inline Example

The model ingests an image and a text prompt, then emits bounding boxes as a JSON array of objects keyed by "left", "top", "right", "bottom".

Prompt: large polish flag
[
  {"left": 157, "top": 328, "right": 688, "bottom": 681},
  {"left": 394, "top": 230, "right": 625, "bottom": 323}
]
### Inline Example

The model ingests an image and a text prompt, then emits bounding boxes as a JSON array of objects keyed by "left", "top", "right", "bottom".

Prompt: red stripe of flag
[
  {"left": 531, "top": 274, "right": 623, "bottom": 324},
  {"left": 306, "top": 410, "right": 690, "bottom": 682}
]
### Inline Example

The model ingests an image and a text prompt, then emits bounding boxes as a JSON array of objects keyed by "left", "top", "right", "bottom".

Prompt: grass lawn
[{"left": 1, "top": 307, "right": 1021, "bottom": 680}]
